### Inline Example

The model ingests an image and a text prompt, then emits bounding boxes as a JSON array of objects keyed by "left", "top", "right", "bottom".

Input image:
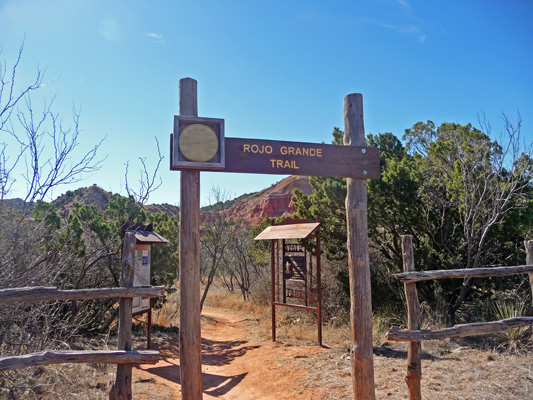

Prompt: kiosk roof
[
  {"left": 130, "top": 230, "right": 169, "bottom": 244},
  {"left": 254, "top": 222, "right": 319, "bottom": 240}
]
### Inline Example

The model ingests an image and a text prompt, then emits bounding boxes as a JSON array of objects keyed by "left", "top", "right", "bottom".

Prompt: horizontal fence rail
[
  {"left": 391, "top": 264, "right": 533, "bottom": 283},
  {"left": 387, "top": 317, "right": 533, "bottom": 341},
  {"left": 0, "top": 350, "right": 160, "bottom": 372},
  {"left": 0, "top": 286, "right": 165, "bottom": 304},
  {"left": 0, "top": 233, "right": 166, "bottom": 399},
  {"left": 389, "top": 236, "right": 533, "bottom": 400}
]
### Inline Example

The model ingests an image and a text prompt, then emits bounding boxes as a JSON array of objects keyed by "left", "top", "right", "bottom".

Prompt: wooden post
[
  {"left": 178, "top": 77, "right": 203, "bottom": 400},
  {"left": 344, "top": 93, "right": 376, "bottom": 400},
  {"left": 282, "top": 239, "right": 287, "bottom": 304},
  {"left": 526, "top": 240, "right": 533, "bottom": 306},
  {"left": 271, "top": 239, "right": 276, "bottom": 342},
  {"left": 316, "top": 220, "right": 322, "bottom": 347},
  {"left": 402, "top": 235, "right": 422, "bottom": 400},
  {"left": 109, "top": 232, "right": 136, "bottom": 400},
  {"left": 147, "top": 307, "right": 152, "bottom": 350}
]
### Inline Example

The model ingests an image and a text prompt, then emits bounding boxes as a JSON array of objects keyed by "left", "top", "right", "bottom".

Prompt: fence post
[
  {"left": 110, "top": 232, "right": 136, "bottom": 400},
  {"left": 178, "top": 77, "right": 204, "bottom": 400},
  {"left": 402, "top": 235, "right": 422, "bottom": 400},
  {"left": 526, "top": 240, "right": 533, "bottom": 306},
  {"left": 344, "top": 93, "right": 376, "bottom": 400}
]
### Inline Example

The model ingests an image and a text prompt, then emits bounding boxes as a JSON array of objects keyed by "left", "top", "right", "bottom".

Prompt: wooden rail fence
[
  {"left": 386, "top": 236, "right": 533, "bottom": 400},
  {"left": 0, "top": 232, "right": 164, "bottom": 400}
]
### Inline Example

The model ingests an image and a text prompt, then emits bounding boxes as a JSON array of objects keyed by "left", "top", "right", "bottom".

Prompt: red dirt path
[{"left": 134, "top": 307, "right": 324, "bottom": 399}]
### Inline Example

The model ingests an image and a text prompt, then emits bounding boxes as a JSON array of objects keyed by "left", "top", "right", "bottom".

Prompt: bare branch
[
  {"left": 0, "top": 39, "right": 44, "bottom": 133},
  {"left": 124, "top": 137, "right": 163, "bottom": 206},
  {"left": 14, "top": 99, "right": 106, "bottom": 205}
]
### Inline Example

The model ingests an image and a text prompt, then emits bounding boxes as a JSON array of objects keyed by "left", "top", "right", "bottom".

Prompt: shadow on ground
[
  {"left": 138, "top": 362, "right": 248, "bottom": 397},
  {"left": 374, "top": 345, "right": 459, "bottom": 361},
  {"left": 136, "top": 333, "right": 259, "bottom": 396}
]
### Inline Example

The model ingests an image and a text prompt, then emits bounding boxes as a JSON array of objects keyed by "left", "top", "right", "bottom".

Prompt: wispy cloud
[
  {"left": 368, "top": 18, "right": 426, "bottom": 43},
  {"left": 395, "top": 0, "right": 410, "bottom": 10},
  {"left": 146, "top": 32, "right": 165, "bottom": 43}
]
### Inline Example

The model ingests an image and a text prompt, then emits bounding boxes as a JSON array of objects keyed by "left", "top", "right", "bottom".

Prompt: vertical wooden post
[
  {"left": 282, "top": 239, "right": 287, "bottom": 304},
  {"left": 147, "top": 307, "right": 152, "bottom": 350},
  {"left": 304, "top": 245, "right": 308, "bottom": 307},
  {"left": 148, "top": 243, "right": 153, "bottom": 350},
  {"left": 178, "top": 77, "right": 203, "bottom": 400},
  {"left": 525, "top": 240, "right": 533, "bottom": 306},
  {"left": 316, "top": 220, "right": 322, "bottom": 347},
  {"left": 109, "top": 232, "right": 136, "bottom": 400},
  {"left": 402, "top": 235, "right": 422, "bottom": 400},
  {"left": 271, "top": 239, "right": 276, "bottom": 342},
  {"left": 344, "top": 93, "right": 376, "bottom": 400}
]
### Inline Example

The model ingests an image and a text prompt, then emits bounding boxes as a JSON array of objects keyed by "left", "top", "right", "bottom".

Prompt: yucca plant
[{"left": 491, "top": 300, "right": 532, "bottom": 353}]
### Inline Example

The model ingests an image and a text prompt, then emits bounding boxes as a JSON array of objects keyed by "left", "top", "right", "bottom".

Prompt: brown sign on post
[
  {"left": 171, "top": 133, "right": 379, "bottom": 179},
  {"left": 224, "top": 138, "right": 379, "bottom": 179}
]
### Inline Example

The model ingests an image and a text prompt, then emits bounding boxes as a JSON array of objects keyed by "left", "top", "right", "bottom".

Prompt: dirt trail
[{"left": 134, "top": 307, "right": 323, "bottom": 399}]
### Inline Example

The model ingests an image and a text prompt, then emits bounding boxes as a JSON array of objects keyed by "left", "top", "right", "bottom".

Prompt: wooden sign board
[
  {"left": 171, "top": 129, "right": 380, "bottom": 179},
  {"left": 224, "top": 137, "right": 379, "bottom": 179}
]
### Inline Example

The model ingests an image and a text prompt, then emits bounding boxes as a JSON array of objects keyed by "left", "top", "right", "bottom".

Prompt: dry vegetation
[
  {"left": 190, "top": 285, "right": 532, "bottom": 399},
  {"left": 0, "top": 360, "right": 173, "bottom": 400},
  {"left": 2, "top": 282, "right": 532, "bottom": 399}
]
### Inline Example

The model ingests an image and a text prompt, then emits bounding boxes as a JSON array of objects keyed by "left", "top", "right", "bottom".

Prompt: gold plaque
[{"left": 179, "top": 124, "right": 219, "bottom": 162}]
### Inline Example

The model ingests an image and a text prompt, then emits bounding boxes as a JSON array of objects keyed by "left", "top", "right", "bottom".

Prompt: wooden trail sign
[
  {"left": 173, "top": 77, "right": 379, "bottom": 400},
  {"left": 224, "top": 138, "right": 378, "bottom": 179},
  {"left": 171, "top": 125, "right": 379, "bottom": 179}
]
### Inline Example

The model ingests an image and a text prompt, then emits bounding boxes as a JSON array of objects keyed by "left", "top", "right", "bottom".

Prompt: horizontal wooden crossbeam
[
  {"left": 386, "top": 317, "right": 533, "bottom": 341},
  {"left": 273, "top": 302, "right": 318, "bottom": 312},
  {"left": 391, "top": 265, "right": 533, "bottom": 283},
  {"left": 0, "top": 350, "right": 160, "bottom": 371},
  {"left": 0, "top": 286, "right": 165, "bottom": 304}
]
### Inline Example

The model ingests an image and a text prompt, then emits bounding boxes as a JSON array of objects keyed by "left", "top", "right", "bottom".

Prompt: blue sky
[{"left": 1, "top": 0, "right": 532, "bottom": 206}]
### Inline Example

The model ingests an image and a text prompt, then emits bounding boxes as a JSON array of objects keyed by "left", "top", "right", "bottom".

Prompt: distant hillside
[
  {"left": 53, "top": 185, "right": 111, "bottom": 213},
  {"left": 53, "top": 185, "right": 180, "bottom": 216},
  {"left": 2, "top": 177, "right": 313, "bottom": 225},
  {"left": 221, "top": 176, "right": 314, "bottom": 226},
  {"left": 0, "top": 198, "right": 33, "bottom": 211},
  {"left": 144, "top": 203, "right": 180, "bottom": 216},
  {"left": 201, "top": 191, "right": 258, "bottom": 212},
  {"left": 50, "top": 178, "right": 312, "bottom": 225}
]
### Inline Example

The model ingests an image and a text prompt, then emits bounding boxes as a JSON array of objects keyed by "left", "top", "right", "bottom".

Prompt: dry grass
[
  {"left": 199, "top": 287, "right": 533, "bottom": 400},
  {"left": 151, "top": 282, "right": 180, "bottom": 328},
  {"left": 291, "top": 339, "right": 533, "bottom": 400},
  {"left": 6, "top": 282, "right": 530, "bottom": 399},
  {"left": 0, "top": 362, "right": 174, "bottom": 400}
]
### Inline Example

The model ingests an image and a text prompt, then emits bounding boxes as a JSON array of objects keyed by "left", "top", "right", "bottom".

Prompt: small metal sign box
[
  {"left": 255, "top": 217, "right": 322, "bottom": 346},
  {"left": 171, "top": 115, "right": 225, "bottom": 170}
]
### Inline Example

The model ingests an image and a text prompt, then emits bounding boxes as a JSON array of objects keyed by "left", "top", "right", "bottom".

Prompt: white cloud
[{"left": 146, "top": 32, "right": 165, "bottom": 43}]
